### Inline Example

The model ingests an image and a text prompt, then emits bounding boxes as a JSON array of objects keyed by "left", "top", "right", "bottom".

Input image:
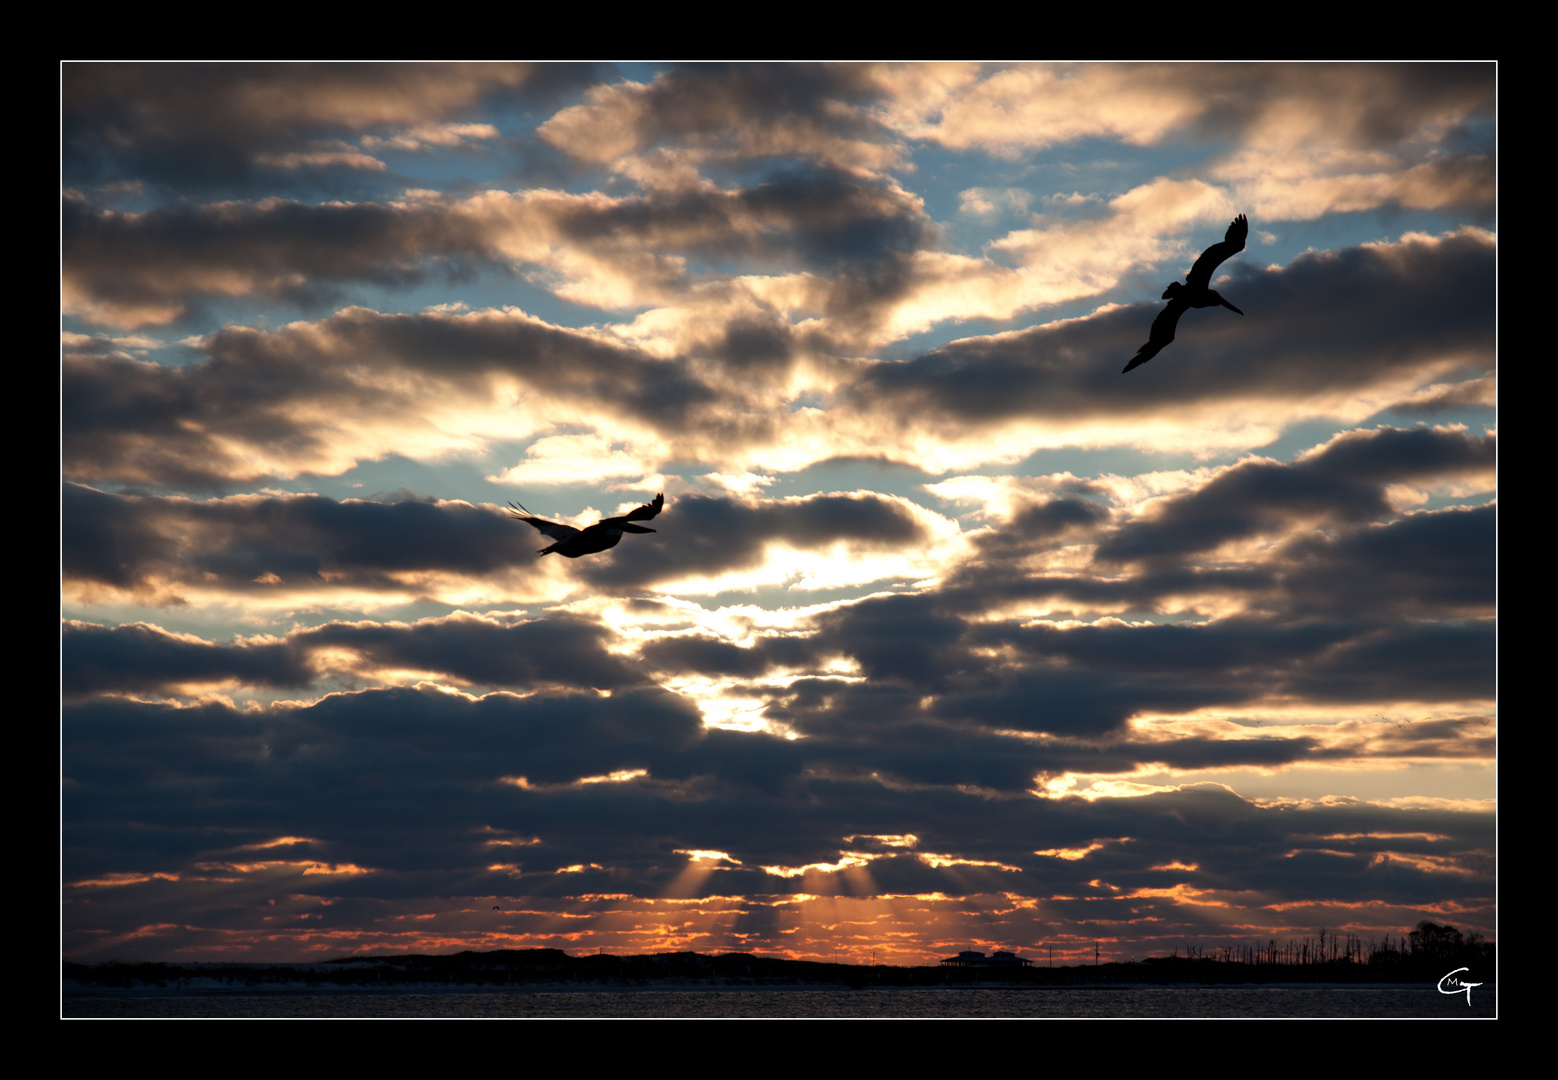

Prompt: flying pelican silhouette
[
  {"left": 1123, "top": 214, "right": 1248, "bottom": 373},
  {"left": 507, "top": 493, "right": 664, "bottom": 558}
]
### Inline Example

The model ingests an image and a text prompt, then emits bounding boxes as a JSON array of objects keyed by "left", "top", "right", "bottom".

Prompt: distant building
[{"left": 939, "top": 949, "right": 1033, "bottom": 968}]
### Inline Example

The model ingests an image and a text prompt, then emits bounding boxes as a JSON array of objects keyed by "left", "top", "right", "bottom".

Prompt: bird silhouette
[
  {"left": 1123, "top": 214, "right": 1248, "bottom": 373},
  {"left": 508, "top": 493, "right": 664, "bottom": 558}
]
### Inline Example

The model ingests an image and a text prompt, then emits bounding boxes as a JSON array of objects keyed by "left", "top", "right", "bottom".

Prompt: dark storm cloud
[
  {"left": 550, "top": 166, "right": 927, "bottom": 264},
  {"left": 1276, "top": 503, "right": 1496, "bottom": 618},
  {"left": 845, "top": 229, "right": 1496, "bottom": 429},
  {"left": 934, "top": 435, "right": 1493, "bottom": 626},
  {"left": 61, "top": 482, "right": 180, "bottom": 592},
  {"left": 61, "top": 621, "right": 313, "bottom": 698},
  {"left": 62, "top": 688, "right": 1491, "bottom": 913},
  {"left": 297, "top": 685, "right": 703, "bottom": 786},
  {"left": 784, "top": 777, "right": 1491, "bottom": 912},
  {"left": 65, "top": 597, "right": 1482, "bottom": 792},
  {"left": 767, "top": 690, "right": 1327, "bottom": 788},
  {"left": 570, "top": 491, "right": 934, "bottom": 590},
  {"left": 992, "top": 617, "right": 1348, "bottom": 677},
  {"left": 806, "top": 591, "right": 965, "bottom": 688},
  {"left": 638, "top": 633, "right": 816, "bottom": 680},
  {"left": 966, "top": 495, "right": 1113, "bottom": 561},
  {"left": 993, "top": 616, "right": 1496, "bottom": 707},
  {"left": 945, "top": 565, "right": 1278, "bottom": 616},
  {"left": 1280, "top": 620, "right": 1496, "bottom": 704},
  {"left": 61, "top": 613, "right": 644, "bottom": 699},
  {"left": 61, "top": 486, "right": 932, "bottom": 602},
  {"left": 539, "top": 63, "right": 890, "bottom": 170},
  {"left": 299, "top": 614, "right": 644, "bottom": 691},
  {"left": 1031, "top": 784, "right": 1493, "bottom": 906},
  {"left": 61, "top": 484, "right": 539, "bottom": 598},
  {"left": 1097, "top": 427, "right": 1496, "bottom": 564},
  {"left": 63, "top": 167, "right": 927, "bottom": 327},
  {"left": 62, "top": 62, "right": 595, "bottom": 192},
  {"left": 847, "top": 647, "right": 1231, "bottom": 737},
  {"left": 769, "top": 591, "right": 1493, "bottom": 741},
  {"left": 62, "top": 192, "right": 493, "bottom": 320},
  {"left": 63, "top": 686, "right": 705, "bottom": 881},
  {"left": 1007, "top": 495, "right": 1112, "bottom": 539},
  {"left": 229, "top": 305, "right": 718, "bottom": 418}
]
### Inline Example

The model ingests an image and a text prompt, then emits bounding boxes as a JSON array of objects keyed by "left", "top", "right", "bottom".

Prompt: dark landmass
[{"left": 63, "top": 945, "right": 1493, "bottom": 992}]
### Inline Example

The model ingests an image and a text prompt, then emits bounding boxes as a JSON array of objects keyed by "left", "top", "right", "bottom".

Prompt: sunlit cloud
[
  {"left": 361, "top": 121, "right": 500, "bottom": 151},
  {"left": 62, "top": 62, "right": 1496, "bottom": 967},
  {"left": 759, "top": 852, "right": 881, "bottom": 878},
  {"left": 884, "top": 63, "right": 1205, "bottom": 153},
  {"left": 491, "top": 434, "right": 664, "bottom": 488},
  {"left": 191, "top": 860, "right": 375, "bottom": 877},
  {"left": 255, "top": 144, "right": 387, "bottom": 171}
]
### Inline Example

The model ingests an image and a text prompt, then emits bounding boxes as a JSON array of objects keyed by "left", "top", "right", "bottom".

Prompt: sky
[{"left": 61, "top": 62, "right": 1496, "bottom": 966}]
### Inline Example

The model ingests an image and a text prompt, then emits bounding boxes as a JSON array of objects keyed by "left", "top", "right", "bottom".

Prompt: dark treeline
[
  {"left": 64, "top": 922, "right": 1492, "bottom": 990},
  {"left": 1156, "top": 921, "right": 1493, "bottom": 980}
]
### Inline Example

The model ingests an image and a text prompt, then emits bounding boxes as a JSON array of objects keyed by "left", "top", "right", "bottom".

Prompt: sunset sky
[{"left": 62, "top": 62, "right": 1496, "bottom": 965}]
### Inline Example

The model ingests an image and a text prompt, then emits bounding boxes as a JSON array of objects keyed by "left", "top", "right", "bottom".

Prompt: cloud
[
  {"left": 62, "top": 306, "right": 718, "bottom": 487},
  {"left": 538, "top": 65, "right": 900, "bottom": 183},
  {"left": 1095, "top": 426, "right": 1496, "bottom": 565},
  {"left": 885, "top": 63, "right": 1495, "bottom": 219},
  {"left": 569, "top": 491, "right": 953, "bottom": 594},
  {"left": 848, "top": 178, "right": 1241, "bottom": 341},
  {"left": 841, "top": 229, "right": 1496, "bottom": 465},
  {"left": 360, "top": 122, "right": 501, "bottom": 152},
  {"left": 63, "top": 62, "right": 593, "bottom": 191},
  {"left": 1275, "top": 503, "right": 1496, "bottom": 619},
  {"left": 62, "top": 191, "right": 483, "bottom": 326},
  {"left": 494, "top": 434, "right": 663, "bottom": 488},
  {"left": 65, "top": 230, "right": 1494, "bottom": 488},
  {"left": 299, "top": 613, "right": 645, "bottom": 692},
  {"left": 61, "top": 484, "right": 546, "bottom": 606},
  {"left": 61, "top": 612, "right": 646, "bottom": 700},
  {"left": 63, "top": 681, "right": 1493, "bottom": 962},
  {"left": 920, "top": 428, "right": 1494, "bottom": 628},
  {"left": 957, "top": 187, "right": 1032, "bottom": 217},
  {"left": 885, "top": 63, "right": 1207, "bottom": 153},
  {"left": 59, "top": 64, "right": 1498, "bottom": 966},
  {"left": 64, "top": 166, "right": 931, "bottom": 328},
  {"left": 61, "top": 486, "right": 957, "bottom": 607},
  {"left": 62, "top": 620, "right": 313, "bottom": 698}
]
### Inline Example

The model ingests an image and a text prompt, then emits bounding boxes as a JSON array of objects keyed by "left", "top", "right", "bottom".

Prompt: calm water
[{"left": 63, "top": 985, "right": 1497, "bottom": 1018}]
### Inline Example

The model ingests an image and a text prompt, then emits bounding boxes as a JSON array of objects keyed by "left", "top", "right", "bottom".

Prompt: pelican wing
[
  {"left": 1185, "top": 214, "right": 1247, "bottom": 291},
  {"left": 605, "top": 492, "right": 664, "bottom": 526},
  {"left": 1123, "top": 297, "right": 1189, "bottom": 373},
  {"left": 507, "top": 502, "right": 581, "bottom": 542}
]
